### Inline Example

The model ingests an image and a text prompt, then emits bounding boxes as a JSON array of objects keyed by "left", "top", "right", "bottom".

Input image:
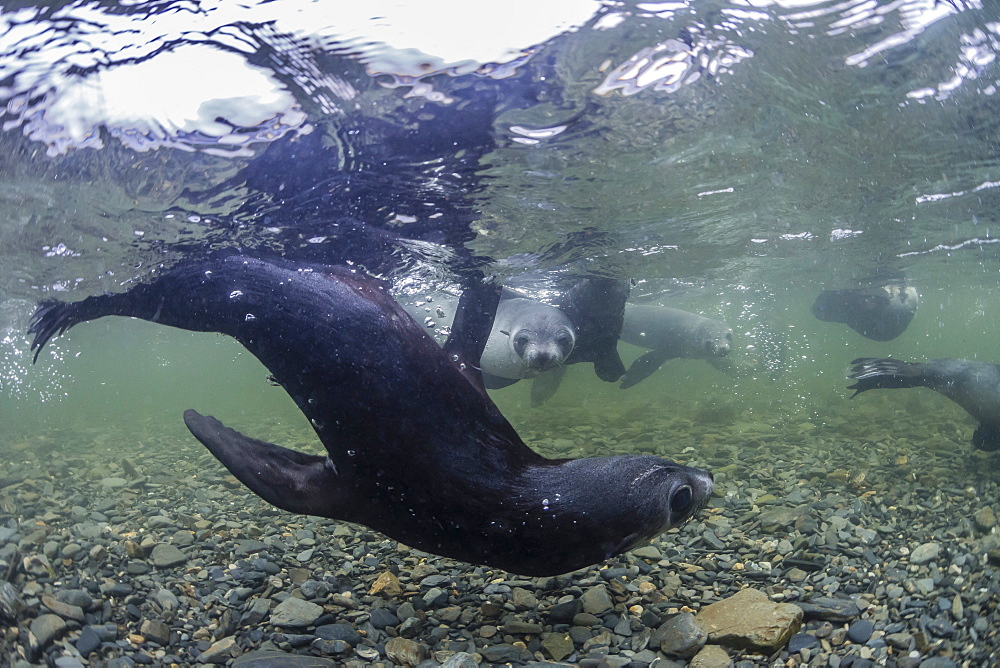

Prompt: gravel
[{"left": 1, "top": 399, "right": 999, "bottom": 666}]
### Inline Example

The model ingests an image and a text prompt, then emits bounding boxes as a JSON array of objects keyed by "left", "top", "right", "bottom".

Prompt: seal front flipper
[
  {"left": 557, "top": 277, "right": 629, "bottom": 382},
  {"left": 530, "top": 366, "right": 566, "bottom": 407},
  {"left": 620, "top": 350, "right": 673, "bottom": 389},
  {"left": 183, "top": 410, "right": 347, "bottom": 518}
]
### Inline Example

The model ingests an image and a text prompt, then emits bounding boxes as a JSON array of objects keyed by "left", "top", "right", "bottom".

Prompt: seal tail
[
  {"left": 847, "top": 357, "right": 928, "bottom": 397},
  {"left": 183, "top": 410, "right": 347, "bottom": 519}
]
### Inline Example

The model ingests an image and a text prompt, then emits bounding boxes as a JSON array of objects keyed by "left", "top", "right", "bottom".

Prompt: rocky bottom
[{"left": 1, "top": 394, "right": 998, "bottom": 667}]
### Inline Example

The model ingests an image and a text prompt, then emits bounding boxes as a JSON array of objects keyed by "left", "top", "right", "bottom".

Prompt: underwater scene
[{"left": 1, "top": 0, "right": 999, "bottom": 666}]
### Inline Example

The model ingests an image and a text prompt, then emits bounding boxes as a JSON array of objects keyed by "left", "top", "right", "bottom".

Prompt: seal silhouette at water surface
[
  {"left": 812, "top": 280, "right": 918, "bottom": 341},
  {"left": 29, "top": 255, "right": 713, "bottom": 575}
]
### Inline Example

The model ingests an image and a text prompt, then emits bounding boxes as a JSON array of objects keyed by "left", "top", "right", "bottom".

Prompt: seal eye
[
  {"left": 555, "top": 331, "right": 574, "bottom": 354},
  {"left": 670, "top": 485, "right": 693, "bottom": 514},
  {"left": 513, "top": 332, "right": 530, "bottom": 356}
]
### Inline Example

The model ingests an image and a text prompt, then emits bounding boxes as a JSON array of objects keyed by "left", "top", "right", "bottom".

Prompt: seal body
[
  {"left": 848, "top": 357, "right": 1000, "bottom": 451},
  {"left": 619, "top": 304, "right": 733, "bottom": 389},
  {"left": 29, "top": 255, "right": 713, "bottom": 575},
  {"left": 812, "top": 282, "right": 918, "bottom": 341}
]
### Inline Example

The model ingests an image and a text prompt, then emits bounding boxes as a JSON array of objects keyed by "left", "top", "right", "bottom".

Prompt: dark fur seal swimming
[
  {"left": 812, "top": 280, "right": 918, "bottom": 341},
  {"left": 848, "top": 357, "right": 1000, "bottom": 452},
  {"left": 619, "top": 304, "right": 733, "bottom": 389},
  {"left": 28, "top": 255, "right": 713, "bottom": 575}
]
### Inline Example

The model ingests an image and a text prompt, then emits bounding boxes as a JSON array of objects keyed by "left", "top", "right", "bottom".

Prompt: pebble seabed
[{"left": 1, "top": 394, "right": 998, "bottom": 668}]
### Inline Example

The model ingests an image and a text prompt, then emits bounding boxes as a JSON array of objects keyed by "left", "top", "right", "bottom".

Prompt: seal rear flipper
[
  {"left": 530, "top": 367, "right": 566, "bottom": 407},
  {"left": 29, "top": 300, "right": 88, "bottom": 363},
  {"left": 847, "top": 357, "right": 927, "bottom": 397},
  {"left": 183, "top": 409, "right": 346, "bottom": 518},
  {"left": 620, "top": 351, "right": 672, "bottom": 389}
]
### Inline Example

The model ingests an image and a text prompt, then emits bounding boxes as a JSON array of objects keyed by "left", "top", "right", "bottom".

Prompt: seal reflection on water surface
[{"left": 29, "top": 256, "right": 713, "bottom": 576}]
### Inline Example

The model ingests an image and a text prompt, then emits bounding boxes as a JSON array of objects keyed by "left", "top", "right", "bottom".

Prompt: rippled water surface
[{"left": 0, "top": 0, "right": 999, "bottom": 663}]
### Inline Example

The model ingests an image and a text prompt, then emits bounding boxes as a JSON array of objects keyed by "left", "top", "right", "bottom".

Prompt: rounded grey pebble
[
  {"left": 314, "top": 623, "right": 361, "bottom": 646},
  {"left": 75, "top": 626, "right": 103, "bottom": 655},
  {"left": 787, "top": 632, "right": 820, "bottom": 652},
  {"left": 848, "top": 619, "right": 874, "bottom": 643}
]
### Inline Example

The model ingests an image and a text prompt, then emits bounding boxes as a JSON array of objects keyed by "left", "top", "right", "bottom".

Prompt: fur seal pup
[
  {"left": 848, "top": 357, "right": 1000, "bottom": 452},
  {"left": 28, "top": 255, "right": 713, "bottom": 575},
  {"left": 479, "top": 290, "right": 575, "bottom": 385},
  {"left": 619, "top": 304, "right": 734, "bottom": 389},
  {"left": 812, "top": 280, "right": 919, "bottom": 341}
]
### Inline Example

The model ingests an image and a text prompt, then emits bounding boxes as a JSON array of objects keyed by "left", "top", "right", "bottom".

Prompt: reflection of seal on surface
[
  {"left": 812, "top": 281, "right": 918, "bottom": 341},
  {"left": 29, "top": 255, "right": 713, "bottom": 575},
  {"left": 619, "top": 304, "right": 733, "bottom": 389},
  {"left": 848, "top": 357, "right": 1000, "bottom": 452},
  {"left": 481, "top": 291, "right": 575, "bottom": 383}
]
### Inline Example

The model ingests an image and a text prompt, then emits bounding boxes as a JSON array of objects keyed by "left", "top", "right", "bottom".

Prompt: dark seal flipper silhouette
[
  {"left": 620, "top": 350, "right": 673, "bottom": 390},
  {"left": 184, "top": 410, "right": 346, "bottom": 517},
  {"left": 30, "top": 255, "right": 712, "bottom": 575},
  {"left": 557, "top": 277, "right": 630, "bottom": 381},
  {"left": 848, "top": 356, "right": 1000, "bottom": 452}
]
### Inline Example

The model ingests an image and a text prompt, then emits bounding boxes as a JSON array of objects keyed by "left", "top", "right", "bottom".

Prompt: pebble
[
  {"left": 149, "top": 543, "right": 187, "bottom": 568},
  {"left": 650, "top": 612, "right": 707, "bottom": 658},
  {"left": 847, "top": 619, "right": 874, "bottom": 643},
  {"left": 30, "top": 613, "right": 67, "bottom": 650},
  {"left": 910, "top": 542, "right": 941, "bottom": 565},
  {"left": 270, "top": 597, "right": 324, "bottom": 627},
  {"left": 974, "top": 506, "right": 995, "bottom": 531},
  {"left": 581, "top": 584, "right": 613, "bottom": 615}
]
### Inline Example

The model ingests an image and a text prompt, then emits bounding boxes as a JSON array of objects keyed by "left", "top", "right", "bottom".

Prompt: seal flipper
[
  {"left": 183, "top": 410, "right": 346, "bottom": 518},
  {"left": 530, "top": 366, "right": 566, "bottom": 407},
  {"left": 620, "top": 350, "right": 673, "bottom": 389},
  {"left": 442, "top": 278, "right": 503, "bottom": 396},
  {"left": 973, "top": 424, "right": 1000, "bottom": 452},
  {"left": 557, "top": 277, "right": 629, "bottom": 383},
  {"left": 593, "top": 350, "right": 626, "bottom": 383}
]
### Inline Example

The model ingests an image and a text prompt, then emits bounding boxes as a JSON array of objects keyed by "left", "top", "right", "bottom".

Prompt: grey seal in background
[
  {"left": 812, "top": 281, "right": 918, "bottom": 341},
  {"left": 28, "top": 255, "right": 713, "bottom": 575},
  {"left": 619, "top": 304, "right": 734, "bottom": 389},
  {"left": 848, "top": 357, "right": 1000, "bottom": 452}
]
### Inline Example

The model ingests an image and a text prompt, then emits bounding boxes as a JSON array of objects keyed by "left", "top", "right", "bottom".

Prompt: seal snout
[{"left": 705, "top": 330, "right": 733, "bottom": 357}]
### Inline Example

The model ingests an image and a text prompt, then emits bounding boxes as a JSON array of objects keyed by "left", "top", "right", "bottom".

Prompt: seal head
[{"left": 481, "top": 295, "right": 575, "bottom": 380}]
